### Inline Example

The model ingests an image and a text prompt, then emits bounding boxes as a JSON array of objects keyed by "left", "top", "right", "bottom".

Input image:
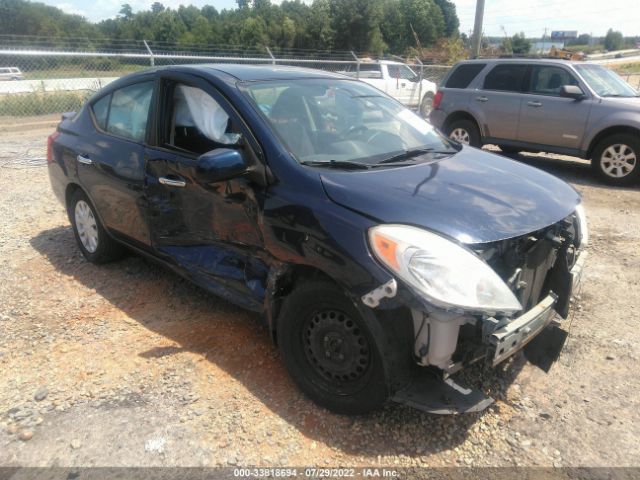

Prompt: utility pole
[
  {"left": 542, "top": 27, "right": 548, "bottom": 54},
  {"left": 471, "top": 0, "right": 485, "bottom": 58}
]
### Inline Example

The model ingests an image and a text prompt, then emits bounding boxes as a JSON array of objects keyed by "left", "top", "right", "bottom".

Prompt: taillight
[
  {"left": 46, "top": 131, "right": 60, "bottom": 164},
  {"left": 432, "top": 91, "right": 444, "bottom": 110}
]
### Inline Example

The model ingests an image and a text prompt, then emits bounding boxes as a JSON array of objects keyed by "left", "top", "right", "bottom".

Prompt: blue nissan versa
[{"left": 47, "top": 65, "right": 588, "bottom": 414}]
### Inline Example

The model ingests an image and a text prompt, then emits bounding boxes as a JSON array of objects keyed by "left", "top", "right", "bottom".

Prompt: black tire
[
  {"left": 446, "top": 119, "right": 481, "bottom": 148},
  {"left": 69, "top": 189, "right": 125, "bottom": 264},
  {"left": 276, "top": 280, "right": 389, "bottom": 414},
  {"left": 497, "top": 145, "right": 520, "bottom": 154},
  {"left": 591, "top": 133, "right": 640, "bottom": 186},
  {"left": 420, "top": 92, "right": 434, "bottom": 118}
]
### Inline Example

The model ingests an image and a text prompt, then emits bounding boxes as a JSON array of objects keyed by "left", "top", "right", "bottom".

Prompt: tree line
[{"left": 0, "top": 0, "right": 460, "bottom": 55}]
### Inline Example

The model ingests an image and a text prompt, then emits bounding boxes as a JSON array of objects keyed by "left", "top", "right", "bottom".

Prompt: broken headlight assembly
[{"left": 369, "top": 224, "right": 522, "bottom": 314}]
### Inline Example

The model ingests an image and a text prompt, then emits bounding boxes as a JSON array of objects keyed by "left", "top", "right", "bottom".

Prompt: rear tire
[
  {"left": 591, "top": 134, "right": 640, "bottom": 186},
  {"left": 420, "top": 92, "right": 434, "bottom": 118},
  {"left": 446, "top": 119, "right": 481, "bottom": 148},
  {"left": 276, "top": 280, "right": 389, "bottom": 414},
  {"left": 69, "top": 190, "right": 125, "bottom": 264}
]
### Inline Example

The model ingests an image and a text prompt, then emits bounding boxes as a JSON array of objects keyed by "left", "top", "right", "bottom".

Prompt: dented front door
[{"left": 143, "top": 73, "right": 267, "bottom": 312}]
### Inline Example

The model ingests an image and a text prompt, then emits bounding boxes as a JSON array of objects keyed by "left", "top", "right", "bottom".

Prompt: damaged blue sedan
[{"left": 47, "top": 65, "right": 587, "bottom": 414}]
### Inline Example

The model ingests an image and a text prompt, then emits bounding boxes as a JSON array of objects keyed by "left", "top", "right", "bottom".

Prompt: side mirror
[
  {"left": 560, "top": 85, "right": 585, "bottom": 100},
  {"left": 196, "top": 148, "right": 248, "bottom": 183}
]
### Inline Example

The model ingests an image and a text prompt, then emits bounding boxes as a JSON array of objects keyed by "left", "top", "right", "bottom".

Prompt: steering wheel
[{"left": 341, "top": 125, "right": 369, "bottom": 138}]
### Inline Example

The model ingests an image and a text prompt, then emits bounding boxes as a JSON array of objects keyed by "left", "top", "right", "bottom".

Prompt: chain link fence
[{"left": 0, "top": 38, "right": 451, "bottom": 121}]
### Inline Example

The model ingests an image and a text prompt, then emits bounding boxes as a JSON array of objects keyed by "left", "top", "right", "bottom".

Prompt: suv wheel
[
  {"left": 420, "top": 92, "right": 434, "bottom": 118},
  {"left": 276, "top": 280, "right": 389, "bottom": 414},
  {"left": 70, "top": 190, "right": 125, "bottom": 263},
  {"left": 446, "top": 119, "right": 481, "bottom": 147},
  {"left": 592, "top": 134, "right": 640, "bottom": 186}
]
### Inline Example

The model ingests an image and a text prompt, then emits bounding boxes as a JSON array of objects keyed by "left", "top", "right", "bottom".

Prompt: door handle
[
  {"left": 159, "top": 176, "right": 186, "bottom": 188},
  {"left": 76, "top": 154, "right": 92, "bottom": 165},
  {"left": 527, "top": 101, "right": 543, "bottom": 107},
  {"left": 475, "top": 96, "right": 488, "bottom": 102}
]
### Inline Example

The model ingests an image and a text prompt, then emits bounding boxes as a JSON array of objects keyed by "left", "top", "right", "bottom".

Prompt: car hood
[
  {"left": 600, "top": 96, "right": 640, "bottom": 110},
  {"left": 320, "top": 147, "right": 581, "bottom": 244}
]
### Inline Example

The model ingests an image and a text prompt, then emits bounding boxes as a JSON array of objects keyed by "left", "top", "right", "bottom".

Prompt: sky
[{"left": 41, "top": 0, "right": 640, "bottom": 38}]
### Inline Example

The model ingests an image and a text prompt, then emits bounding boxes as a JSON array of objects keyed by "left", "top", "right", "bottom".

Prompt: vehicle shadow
[
  {"left": 30, "top": 225, "right": 528, "bottom": 458},
  {"left": 491, "top": 149, "right": 640, "bottom": 192}
]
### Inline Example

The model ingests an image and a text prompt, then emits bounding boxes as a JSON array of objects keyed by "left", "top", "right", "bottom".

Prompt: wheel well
[
  {"left": 587, "top": 126, "right": 640, "bottom": 159},
  {"left": 64, "top": 183, "right": 82, "bottom": 220},
  {"left": 267, "top": 264, "right": 341, "bottom": 344},
  {"left": 443, "top": 111, "right": 480, "bottom": 133}
]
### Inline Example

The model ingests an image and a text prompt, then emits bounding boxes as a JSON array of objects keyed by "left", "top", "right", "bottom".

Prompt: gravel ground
[{"left": 1, "top": 127, "right": 639, "bottom": 468}]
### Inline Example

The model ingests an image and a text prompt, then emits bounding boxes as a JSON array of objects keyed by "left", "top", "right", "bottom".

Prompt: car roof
[
  {"left": 129, "top": 64, "right": 349, "bottom": 82},
  {"left": 454, "top": 58, "right": 590, "bottom": 66}
]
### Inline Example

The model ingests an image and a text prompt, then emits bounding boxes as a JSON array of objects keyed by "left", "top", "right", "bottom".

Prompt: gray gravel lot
[{"left": 1, "top": 127, "right": 639, "bottom": 467}]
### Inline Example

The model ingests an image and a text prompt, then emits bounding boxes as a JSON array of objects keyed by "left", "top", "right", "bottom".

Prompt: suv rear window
[
  {"left": 445, "top": 64, "right": 486, "bottom": 88},
  {"left": 483, "top": 64, "right": 528, "bottom": 92}
]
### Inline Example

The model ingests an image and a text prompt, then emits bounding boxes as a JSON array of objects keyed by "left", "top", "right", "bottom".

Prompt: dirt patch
[{"left": 1, "top": 132, "right": 639, "bottom": 467}]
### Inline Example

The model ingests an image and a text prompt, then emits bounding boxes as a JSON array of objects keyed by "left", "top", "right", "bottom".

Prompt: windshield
[
  {"left": 242, "top": 79, "right": 455, "bottom": 166},
  {"left": 574, "top": 64, "right": 638, "bottom": 97}
]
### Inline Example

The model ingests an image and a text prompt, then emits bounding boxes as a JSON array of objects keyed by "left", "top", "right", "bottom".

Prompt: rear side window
[
  {"left": 358, "top": 64, "right": 383, "bottom": 79},
  {"left": 483, "top": 64, "right": 528, "bottom": 92},
  {"left": 107, "top": 81, "right": 154, "bottom": 142},
  {"left": 445, "top": 64, "right": 486, "bottom": 88},
  {"left": 91, "top": 95, "right": 110, "bottom": 130}
]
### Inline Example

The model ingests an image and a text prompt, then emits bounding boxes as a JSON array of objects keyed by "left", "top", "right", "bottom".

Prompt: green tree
[
  {"left": 151, "top": 2, "right": 165, "bottom": 14},
  {"left": 329, "top": 0, "right": 385, "bottom": 51},
  {"left": 604, "top": 28, "right": 624, "bottom": 51},
  {"left": 511, "top": 32, "right": 530, "bottom": 54},
  {"left": 433, "top": 0, "right": 458, "bottom": 37},
  {"left": 119, "top": 4, "right": 133, "bottom": 20}
]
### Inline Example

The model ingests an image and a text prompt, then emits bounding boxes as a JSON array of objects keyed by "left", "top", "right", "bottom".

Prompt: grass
[
  {"left": 0, "top": 91, "right": 91, "bottom": 116},
  {"left": 611, "top": 63, "right": 640, "bottom": 75},
  {"left": 23, "top": 66, "right": 145, "bottom": 80}
]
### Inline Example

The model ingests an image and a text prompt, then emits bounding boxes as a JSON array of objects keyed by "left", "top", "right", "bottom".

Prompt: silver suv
[{"left": 430, "top": 59, "right": 640, "bottom": 185}]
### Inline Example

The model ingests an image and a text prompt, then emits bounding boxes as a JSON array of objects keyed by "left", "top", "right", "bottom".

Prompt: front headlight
[
  {"left": 575, "top": 203, "right": 588, "bottom": 247},
  {"left": 369, "top": 225, "right": 522, "bottom": 313}
]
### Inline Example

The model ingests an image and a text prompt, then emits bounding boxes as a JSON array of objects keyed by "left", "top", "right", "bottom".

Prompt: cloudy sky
[{"left": 41, "top": 0, "right": 639, "bottom": 38}]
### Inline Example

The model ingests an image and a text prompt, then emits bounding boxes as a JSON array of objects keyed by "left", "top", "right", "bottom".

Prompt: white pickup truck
[{"left": 340, "top": 60, "right": 437, "bottom": 116}]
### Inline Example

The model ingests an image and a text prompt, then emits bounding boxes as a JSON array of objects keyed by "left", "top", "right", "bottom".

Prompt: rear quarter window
[
  {"left": 91, "top": 95, "right": 110, "bottom": 130},
  {"left": 445, "top": 64, "right": 486, "bottom": 88}
]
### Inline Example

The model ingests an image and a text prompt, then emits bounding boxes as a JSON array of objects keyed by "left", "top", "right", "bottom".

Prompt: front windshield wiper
[
  {"left": 376, "top": 147, "right": 455, "bottom": 165},
  {"left": 300, "top": 159, "right": 371, "bottom": 170}
]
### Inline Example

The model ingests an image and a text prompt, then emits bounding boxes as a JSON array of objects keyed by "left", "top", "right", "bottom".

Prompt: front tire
[
  {"left": 497, "top": 145, "right": 520, "bottom": 154},
  {"left": 69, "top": 190, "right": 124, "bottom": 263},
  {"left": 446, "top": 119, "right": 481, "bottom": 147},
  {"left": 591, "top": 134, "right": 640, "bottom": 186},
  {"left": 276, "top": 280, "right": 389, "bottom": 414}
]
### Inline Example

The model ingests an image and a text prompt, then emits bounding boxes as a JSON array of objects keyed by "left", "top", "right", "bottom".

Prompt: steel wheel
[
  {"left": 74, "top": 200, "right": 99, "bottom": 253},
  {"left": 449, "top": 128, "right": 471, "bottom": 145},
  {"left": 600, "top": 143, "right": 637, "bottom": 179},
  {"left": 303, "top": 309, "right": 371, "bottom": 387}
]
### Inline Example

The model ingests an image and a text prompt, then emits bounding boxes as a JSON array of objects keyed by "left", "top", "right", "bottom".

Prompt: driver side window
[
  {"left": 164, "top": 82, "right": 240, "bottom": 156},
  {"left": 529, "top": 66, "right": 579, "bottom": 96}
]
